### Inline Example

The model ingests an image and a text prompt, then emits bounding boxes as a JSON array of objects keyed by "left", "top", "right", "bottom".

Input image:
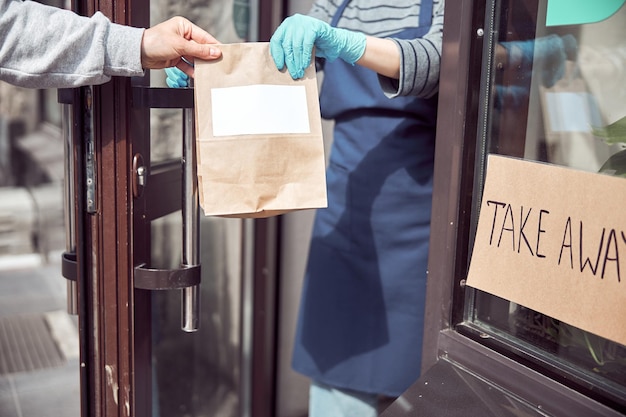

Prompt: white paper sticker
[
  {"left": 211, "top": 84, "right": 311, "bottom": 136},
  {"left": 544, "top": 91, "right": 602, "bottom": 132}
]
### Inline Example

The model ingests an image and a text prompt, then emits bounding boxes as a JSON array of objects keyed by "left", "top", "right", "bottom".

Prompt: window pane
[
  {"left": 468, "top": 0, "right": 626, "bottom": 401},
  {"left": 148, "top": 0, "right": 248, "bottom": 415}
]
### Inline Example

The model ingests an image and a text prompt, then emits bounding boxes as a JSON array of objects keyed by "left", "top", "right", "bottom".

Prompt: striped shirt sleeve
[
  {"left": 307, "top": 0, "right": 445, "bottom": 99},
  {"left": 383, "top": 0, "right": 444, "bottom": 98}
]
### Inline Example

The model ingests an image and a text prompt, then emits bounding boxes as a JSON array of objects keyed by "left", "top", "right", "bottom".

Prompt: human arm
[
  {"left": 0, "top": 0, "right": 221, "bottom": 89},
  {"left": 269, "top": 0, "right": 444, "bottom": 98},
  {"left": 356, "top": 37, "right": 401, "bottom": 79},
  {"left": 376, "top": 0, "right": 444, "bottom": 99}
]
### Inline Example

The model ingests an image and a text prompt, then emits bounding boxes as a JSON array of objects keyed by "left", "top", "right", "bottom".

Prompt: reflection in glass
[
  {"left": 469, "top": 0, "right": 626, "bottom": 404},
  {"left": 151, "top": 213, "right": 242, "bottom": 417},
  {"left": 148, "top": 1, "right": 248, "bottom": 415}
]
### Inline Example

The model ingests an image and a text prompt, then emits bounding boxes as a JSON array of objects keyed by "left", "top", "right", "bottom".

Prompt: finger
[
  {"left": 176, "top": 59, "right": 195, "bottom": 80},
  {"left": 301, "top": 30, "right": 317, "bottom": 73},
  {"left": 169, "top": 71, "right": 189, "bottom": 87},
  {"left": 165, "top": 66, "right": 188, "bottom": 80},
  {"left": 291, "top": 26, "right": 306, "bottom": 78},
  {"left": 166, "top": 77, "right": 185, "bottom": 88},
  {"left": 180, "top": 41, "right": 222, "bottom": 61},
  {"left": 269, "top": 28, "right": 286, "bottom": 70},
  {"left": 186, "top": 20, "right": 221, "bottom": 44},
  {"left": 279, "top": 24, "right": 302, "bottom": 79},
  {"left": 165, "top": 67, "right": 188, "bottom": 88},
  {"left": 283, "top": 41, "right": 300, "bottom": 79},
  {"left": 294, "top": 23, "right": 317, "bottom": 78}
]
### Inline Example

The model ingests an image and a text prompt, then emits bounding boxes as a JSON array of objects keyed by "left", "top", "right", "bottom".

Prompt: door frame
[{"left": 71, "top": 0, "right": 286, "bottom": 416}]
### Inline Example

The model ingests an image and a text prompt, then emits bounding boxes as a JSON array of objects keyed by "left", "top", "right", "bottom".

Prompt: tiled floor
[{"left": 0, "top": 254, "right": 80, "bottom": 417}]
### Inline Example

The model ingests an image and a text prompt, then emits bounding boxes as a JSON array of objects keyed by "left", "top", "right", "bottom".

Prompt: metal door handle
[
  {"left": 181, "top": 107, "right": 200, "bottom": 332},
  {"left": 59, "top": 91, "right": 78, "bottom": 315},
  {"left": 132, "top": 87, "right": 201, "bottom": 332}
]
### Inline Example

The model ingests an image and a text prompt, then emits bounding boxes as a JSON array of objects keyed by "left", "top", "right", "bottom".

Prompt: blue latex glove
[
  {"left": 165, "top": 67, "right": 189, "bottom": 88},
  {"left": 270, "top": 13, "right": 367, "bottom": 79},
  {"left": 501, "top": 34, "right": 577, "bottom": 88}
]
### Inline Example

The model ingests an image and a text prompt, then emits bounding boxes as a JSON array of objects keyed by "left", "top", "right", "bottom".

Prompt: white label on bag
[{"left": 211, "top": 84, "right": 311, "bottom": 137}]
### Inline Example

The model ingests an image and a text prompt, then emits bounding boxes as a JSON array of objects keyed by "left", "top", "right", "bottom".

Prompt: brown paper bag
[{"left": 193, "top": 42, "right": 327, "bottom": 218}]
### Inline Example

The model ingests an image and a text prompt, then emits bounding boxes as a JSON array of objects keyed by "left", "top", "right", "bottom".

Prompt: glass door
[
  {"left": 382, "top": 0, "right": 626, "bottom": 415},
  {"left": 466, "top": 0, "right": 626, "bottom": 410},
  {"left": 146, "top": 2, "right": 249, "bottom": 415},
  {"left": 68, "top": 0, "right": 285, "bottom": 416}
]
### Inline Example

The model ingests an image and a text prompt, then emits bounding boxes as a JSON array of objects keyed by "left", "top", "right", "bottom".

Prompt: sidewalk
[{"left": 0, "top": 253, "right": 80, "bottom": 417}]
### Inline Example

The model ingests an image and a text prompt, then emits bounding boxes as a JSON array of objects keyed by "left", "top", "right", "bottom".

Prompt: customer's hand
[
  {"left": 141, "top": 16, "right": 222, "bottom": 78},
  {"left": 270, "top": 13, "right": 366, "bottom": 79},
  {"left": 165, "top": 67, "right": 189, "bottom": 88}
]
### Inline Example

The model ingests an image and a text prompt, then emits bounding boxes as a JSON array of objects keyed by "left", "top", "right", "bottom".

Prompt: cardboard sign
[{"left": 466, "top": 154, "right": 626, "bottom": 346}]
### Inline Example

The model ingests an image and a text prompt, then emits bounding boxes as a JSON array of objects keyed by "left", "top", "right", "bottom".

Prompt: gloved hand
[
  {"left": 501, "top": 34, "right": 578, "bottom": 88},
  {"left": 165, "top": 67, "right": 189, "bottom": 88},
  {"left": 270, "top": 13, "right": 367, "bottom": 79}
]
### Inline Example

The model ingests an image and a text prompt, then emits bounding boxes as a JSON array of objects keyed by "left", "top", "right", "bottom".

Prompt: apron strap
[
  {"left": 331, "top": 0, "right": 351, "bottom": 27},
  {"left": 419, "top": 0, "right": 434, "bottom": 28}
]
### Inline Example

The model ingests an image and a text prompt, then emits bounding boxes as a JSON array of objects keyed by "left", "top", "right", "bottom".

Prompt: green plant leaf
[{"left": 592, "top": 114, "right": 626, "bottom": 145}]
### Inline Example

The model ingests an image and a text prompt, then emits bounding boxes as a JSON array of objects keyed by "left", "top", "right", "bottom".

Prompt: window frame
[{"left": 422, "top": 0, "right": 626, "bottom": 415}]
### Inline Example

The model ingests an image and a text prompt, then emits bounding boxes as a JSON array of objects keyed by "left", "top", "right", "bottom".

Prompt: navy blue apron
[{"left": 292, "top": 0, "right": 437, "bottom": 396}]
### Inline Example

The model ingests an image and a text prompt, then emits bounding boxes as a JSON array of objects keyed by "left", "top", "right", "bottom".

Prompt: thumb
[{"left": 181, "top": 41, "right": 222, "bottom": 61}]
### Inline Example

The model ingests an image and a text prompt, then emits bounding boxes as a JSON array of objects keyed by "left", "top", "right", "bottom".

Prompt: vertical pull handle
[
  {"left": 181, "top": 107, "right": 200, "bottom": 332},
  {"left": 62, "top": 101, "right": 79, "bottom": 315},
  {"left": 131, "top": 86, "right": 200, "bottom": 333}
]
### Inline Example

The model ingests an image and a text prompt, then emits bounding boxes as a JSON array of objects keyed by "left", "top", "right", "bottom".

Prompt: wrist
[{"left": 337, "top": 29, "right": 367, "bottom": 65}]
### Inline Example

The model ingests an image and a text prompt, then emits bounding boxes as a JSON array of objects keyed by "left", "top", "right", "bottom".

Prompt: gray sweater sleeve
[
  {"left": 0, "top": 0, "right": 145, "bottom": 89},
  {"left": 379, "top": 0, "right": 445, "bottom": 99}
]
